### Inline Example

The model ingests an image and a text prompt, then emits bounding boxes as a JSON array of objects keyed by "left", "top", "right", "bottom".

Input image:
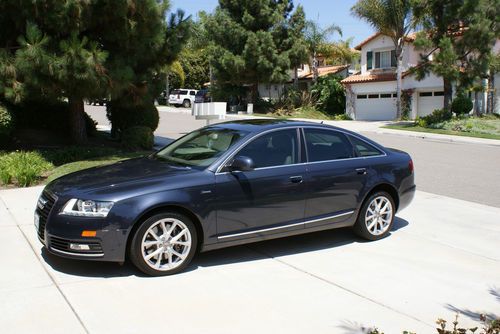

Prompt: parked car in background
[
  {"left": 169, "top": 89, "right": 197, "bottom": 108},
  {"left": 194, "top": 89, "right": 211, "bottom": 103},
  {"left": 36, "top": 119, "right": 415, "bottom": 276}
]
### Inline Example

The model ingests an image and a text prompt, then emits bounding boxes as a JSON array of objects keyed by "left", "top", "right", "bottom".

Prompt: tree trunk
[
  {"left": 443, "top": 78, "right": 452, "bottom": 111},
  {"left": 312, "top": 52, "right": 318, "bottom": 83},
  {"left": 396, "top": 58, "right": 403, "bottom": 120},
  {"left": 293, "top": 67, "right": 298, "bottom": 89},
  {"left": 68, "top": 97, "right": 87, "bottom": 144},
  {"left": 395, "top": 43, "right": 404, "bottom": 120},
  {"left": 487, "top": 72, "right": 495, "bottom": 114},
  {"left": 473, "top": 90, "right": 481, "bottom": 116}
]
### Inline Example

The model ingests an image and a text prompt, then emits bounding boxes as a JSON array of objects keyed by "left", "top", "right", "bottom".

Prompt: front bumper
[{"left": 35, "top": 191, "right": 128, "bottom": 262}]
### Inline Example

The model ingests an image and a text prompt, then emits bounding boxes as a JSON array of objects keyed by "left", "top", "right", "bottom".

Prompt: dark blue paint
[{"left": 38, "top": 119, "right": 415, "bottom": 262}]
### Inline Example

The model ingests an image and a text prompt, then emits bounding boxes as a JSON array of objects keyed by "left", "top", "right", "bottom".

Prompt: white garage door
[
  {"left": 355, "top": 93, "right": 397, "bottom": 120},
  {"left": 418, "top": 91, "right": 444, "bottom": 117}
]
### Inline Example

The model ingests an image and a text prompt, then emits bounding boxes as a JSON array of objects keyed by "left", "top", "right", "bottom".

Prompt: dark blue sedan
[{"left": 36, "top": 119, "right": 415, "bottom": 276}]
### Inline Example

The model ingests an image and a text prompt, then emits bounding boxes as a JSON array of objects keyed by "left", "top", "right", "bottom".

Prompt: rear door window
[
  {"left": 348, "top": 135, "right": 384, "bottom": 157},
  {"left": 190, "top": 91, "right": 196, "bottom": 95},
  {"left": 304, "top": 128, "right": 354, "bottom": 162}
]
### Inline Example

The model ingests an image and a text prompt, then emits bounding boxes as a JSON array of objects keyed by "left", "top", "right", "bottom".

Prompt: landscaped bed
[
  {"left": 384, "top": 115, "right": 500, "bottom": 140},
  {"left": 0, "top": 147, "right": 150, "bottom": 188}
]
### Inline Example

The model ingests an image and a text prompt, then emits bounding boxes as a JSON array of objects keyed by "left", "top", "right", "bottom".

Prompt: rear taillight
[{"left": 408, "top": 159, "right": 414, "bottom": 173}]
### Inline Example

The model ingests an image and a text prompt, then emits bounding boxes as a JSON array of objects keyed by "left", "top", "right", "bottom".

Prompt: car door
[
  {"left": 302, "top": 128, "right": 369, "bottom": 228},
  {"left": 215, "top": 128, "right": 307, "bottom": 241}
]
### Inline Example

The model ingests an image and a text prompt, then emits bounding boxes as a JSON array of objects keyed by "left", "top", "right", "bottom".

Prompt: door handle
[
  {"left": 289, "top": 175, "right": 303, "bottom": 183},
  {"left": 356, "top": 168, "right": 367, "bottom": 175}
]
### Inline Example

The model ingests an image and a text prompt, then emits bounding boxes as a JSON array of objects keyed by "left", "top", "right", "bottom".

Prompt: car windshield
[{"left": 154, "top": 128, "right": 249, "bottom": 169}]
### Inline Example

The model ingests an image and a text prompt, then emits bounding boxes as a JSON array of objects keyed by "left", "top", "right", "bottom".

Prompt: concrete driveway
[{"left": 1, "top": 185, "right": 499, "bottom": 333}]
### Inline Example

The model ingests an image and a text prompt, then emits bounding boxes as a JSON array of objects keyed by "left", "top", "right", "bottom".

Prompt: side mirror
[{"left": 228, "top": 156, "right": 255, "bottom": 172}]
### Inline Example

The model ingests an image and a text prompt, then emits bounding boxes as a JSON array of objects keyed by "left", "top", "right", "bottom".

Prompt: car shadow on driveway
[
  {"left": 39, "top": 217, "right": 409, "bottom": 278},
  {"left": 194, "top": 217, "right": 409, "bottom": 268}
]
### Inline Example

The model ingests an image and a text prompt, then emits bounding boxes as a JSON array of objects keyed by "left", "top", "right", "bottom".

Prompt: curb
[{"left": 376, "top": 128, "right": 500, "bottom": 147}]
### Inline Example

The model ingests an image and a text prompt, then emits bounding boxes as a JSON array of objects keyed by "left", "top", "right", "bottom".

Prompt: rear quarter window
[
  {"left": 348, "top": 135, "right": 384, "bottom": 157},
  {"left": 179, "top": 90, "right": 188, "bottom": 95}
]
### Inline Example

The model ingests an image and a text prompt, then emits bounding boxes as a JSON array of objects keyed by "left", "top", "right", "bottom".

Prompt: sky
[{"left": 170, "top": 0, "right": 375, "bottom": 47}]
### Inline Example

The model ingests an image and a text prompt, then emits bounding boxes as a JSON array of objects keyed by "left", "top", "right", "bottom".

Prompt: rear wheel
[
  {"left": 353, "top": 191, "right": 395, "bottom": 240},
  {"left": 130, "top": 212, "right": 197, "bottom": 276},
  {"left": 182, "top": 99, "right": 191, "bottom": 108}
]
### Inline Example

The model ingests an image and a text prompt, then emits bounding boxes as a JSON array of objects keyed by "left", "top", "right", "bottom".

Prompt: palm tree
[
  {"left": 352, "top": 0, "right": 413, "bottom": 120},
  {"left": 304, "top": 21, "right": 343, "bottom": 82}
]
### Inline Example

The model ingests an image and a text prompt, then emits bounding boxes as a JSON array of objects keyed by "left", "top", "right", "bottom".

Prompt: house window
[
  {"left": 368, "top": 50, "right": 396, "bottom": 69},
  {"left": 357, "top": 95, "right": 367, "bottom": 99},
  {"left": 434, "top": 91, "right": 444, "bottom": 96},
  {"left": 380, "top": 93, "right": 392, "bottom": 98},
  {"left": 419, "top": 92, "right": 433, "bottom": 97},
  {"left": 368, "top": 94, "right": 379, "bottom": 99}
]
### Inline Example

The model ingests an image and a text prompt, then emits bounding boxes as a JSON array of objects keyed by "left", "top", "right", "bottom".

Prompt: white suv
[{"left": 168, "top": 89, "right": 197, "bottom": 108}]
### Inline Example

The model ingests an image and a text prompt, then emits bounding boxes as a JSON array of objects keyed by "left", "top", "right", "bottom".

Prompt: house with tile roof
[
  {"left": 258, "top": 61, "right": 350, "bottom": 101},
  {"left": 341, "top": 32, "right": 446, "bottom": 120}
]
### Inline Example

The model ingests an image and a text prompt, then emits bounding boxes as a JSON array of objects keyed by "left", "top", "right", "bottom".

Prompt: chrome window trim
[
  {"left": 213, "top": 125, "right": 387, "bottom": 175},
  {"left": 217, "top": 210, "right": 354, "bottom": 240}
]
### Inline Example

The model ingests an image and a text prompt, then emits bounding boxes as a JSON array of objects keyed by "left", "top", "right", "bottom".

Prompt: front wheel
[
  {"left": 353, "top": 191, "right": 395, "bottom": 241},
  {"left": 130, "top": 212, "right": 198, "bottom": 276}
]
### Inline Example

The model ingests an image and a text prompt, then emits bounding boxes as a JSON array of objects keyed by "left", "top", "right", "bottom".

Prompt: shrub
[
  {"left": 420, "top": 108, "right": 452, "bottom": 126},
  {"left": 0, "top": 103, "right": 14, "bottom": 145},
  {"left": 121, "top": 126, "right": 154, "bottom": 150},
  {"left": 310, "top": 74, "right": 346, "bottom": 115},
  {"left": 451, "top": 94, "right": 473, "bottom": 116},
  {"left": 107, "top": 96, "right": 159, "bottom": 135},
  {"left": 0, "top": 151, "right": 52, "bottom": 187}
]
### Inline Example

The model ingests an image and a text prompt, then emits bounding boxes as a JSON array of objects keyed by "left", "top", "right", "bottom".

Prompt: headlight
[{"left": 60, "top": 199, "right": 114, "bottom": 217}]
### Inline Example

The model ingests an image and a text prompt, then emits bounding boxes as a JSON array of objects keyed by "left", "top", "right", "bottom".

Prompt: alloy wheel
[
  {"left": 141, "top": 218, "right": 192, "bottom": 271},
  {"left": 365, "top": 196, "right": 393, "bottom": 236}
]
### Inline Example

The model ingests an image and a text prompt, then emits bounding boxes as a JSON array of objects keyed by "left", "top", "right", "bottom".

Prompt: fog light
[{"left": 69, "top": 243, "right": 90, "bottom": 251}]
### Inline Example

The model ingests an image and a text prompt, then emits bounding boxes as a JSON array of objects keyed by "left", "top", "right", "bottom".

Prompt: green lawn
[
  {"left": 0, "top": 147, "right": 149, "bottom": 188},
  {"left": 384, "top": 117, "right": 500, "bottom": 140}
]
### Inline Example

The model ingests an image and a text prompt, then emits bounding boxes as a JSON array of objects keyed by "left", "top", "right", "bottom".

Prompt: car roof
[{"left": 208, "top": 119, "right": 346, "bottom": 133}]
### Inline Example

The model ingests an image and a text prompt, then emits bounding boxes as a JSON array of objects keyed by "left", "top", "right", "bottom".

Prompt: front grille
[
  {"left": 49, "top": 236, "right": 103, "bottom": 254},
  {"left": 36, "top": 191, "right": 57, "bottom": 241}
]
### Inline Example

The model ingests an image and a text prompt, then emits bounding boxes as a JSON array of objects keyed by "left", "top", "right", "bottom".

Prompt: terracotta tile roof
[
  {"left": 298, "top": 65, "right": 350, "bottom": 80},
  {"left": 354, "top": 32, "right": 417, "bottom": 50},
  {"left": 341, "top": 72, "right": 396, "bottom": 84}
]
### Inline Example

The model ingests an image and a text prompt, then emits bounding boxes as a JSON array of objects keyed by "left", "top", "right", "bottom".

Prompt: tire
[
  {"left": 353, "top": 191, "right": 395, "bottom": 241},
  {"left": 182, "top": 99, "right": 191, "bottom": 108},
  {"left": 130, "top": 212, "right": 198, "bottom": 276}
]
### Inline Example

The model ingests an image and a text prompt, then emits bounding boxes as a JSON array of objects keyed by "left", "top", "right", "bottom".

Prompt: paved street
[{"left": 0, "top": 106, "right": 496, "bottom": 333}]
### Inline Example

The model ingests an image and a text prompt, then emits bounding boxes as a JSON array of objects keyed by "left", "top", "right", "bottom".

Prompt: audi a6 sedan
[{"left": 35, "top": 119, "right": 415, "bottom": 276}]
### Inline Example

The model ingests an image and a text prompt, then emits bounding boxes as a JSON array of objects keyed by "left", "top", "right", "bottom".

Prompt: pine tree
[
  {"left": 204, "top": 0, "right": 301, "bottom": 101},
  {"left": 0, "top": 0, "right": 189, "bottom": 144}
]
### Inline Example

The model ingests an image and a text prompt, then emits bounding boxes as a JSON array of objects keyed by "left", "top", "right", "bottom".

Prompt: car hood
[{"left": 46, "top": 157, "right": 198, "bottom": 197}]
